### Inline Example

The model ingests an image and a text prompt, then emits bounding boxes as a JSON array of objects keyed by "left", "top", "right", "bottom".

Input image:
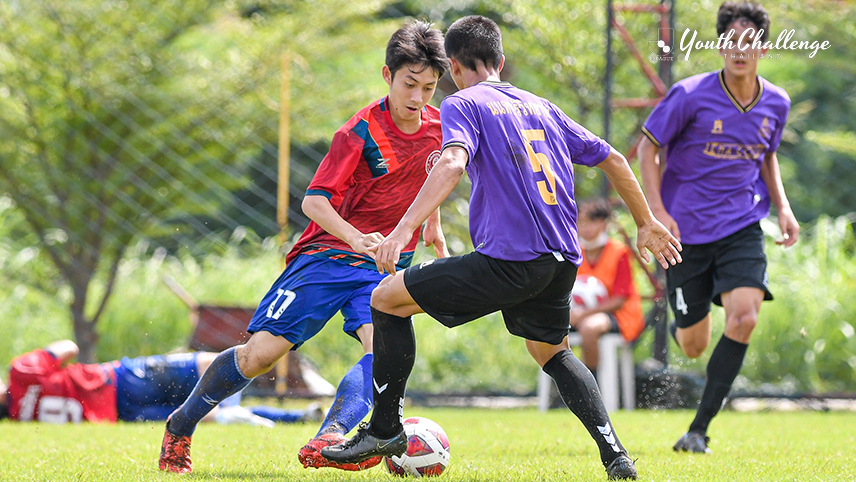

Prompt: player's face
[
  {"left": 383, "top": 63, "right": 439, "bottom": 126},
  {"left": 720, "top": 19, "right": 766, "bottom": 76},
  {"left": 577, "top": 213, "right": 607, "bottom": 242}
]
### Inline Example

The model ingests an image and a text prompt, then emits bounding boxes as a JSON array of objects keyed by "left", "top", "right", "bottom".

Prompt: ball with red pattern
[{"left": 385, "top": 417, "right": 451, "bottom": 477}]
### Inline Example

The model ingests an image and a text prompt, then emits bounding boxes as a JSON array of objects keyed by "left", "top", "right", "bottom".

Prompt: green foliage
[{"left": 1, "top": 409, "right": 855, "bottom": 480}]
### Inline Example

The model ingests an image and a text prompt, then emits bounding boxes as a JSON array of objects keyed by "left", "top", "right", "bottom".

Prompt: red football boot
[
  {"left": 298, "top": 432, "right": 382, "bottom": 471},
  {"left": 159, "top": 425, "right": 193, "bottom": 474}
]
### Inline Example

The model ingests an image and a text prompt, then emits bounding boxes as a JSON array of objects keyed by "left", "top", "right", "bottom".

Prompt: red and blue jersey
[
  {"left": 287, "top": 97, "right": 442, "bottom": 270},
  {"left": 6, "top": 349, "right": 118, "bottom": 423}
]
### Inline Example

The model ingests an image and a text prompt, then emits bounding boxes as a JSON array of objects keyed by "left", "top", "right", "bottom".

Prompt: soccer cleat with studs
[
  {"left": 298, "top": 432, "right": 382, "bottom": 471},
  {"left": 606, "top": 454, "right": 638, "bottom": 480},
  {"left": 320, "top": 422, "right": 407, "bottom": 465},
  {"left": 159, "top": 423, "right": 193, "bottom": 474},
  {"left": 673, "top": 431, "right": 713, "bottom": 454}
]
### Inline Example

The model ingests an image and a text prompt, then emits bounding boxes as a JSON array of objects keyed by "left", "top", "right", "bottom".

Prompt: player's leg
[
  {"left": 667, "top": 242, "right": 716, "bottom": 358},
  {"left": 515, "top": 258, "right": 635, "bottom": 479},
  {"left": 322, "top": 253, "right": 505, "bottom": 464},
  {"left": 299, "top": 270, "right": 387, "bottom": 471},
  {"left": 527, "top": 340, "right": 636, "bottom": 479},
  {"left": 678, "top": 223, "right": 771, "bottom": 454}
]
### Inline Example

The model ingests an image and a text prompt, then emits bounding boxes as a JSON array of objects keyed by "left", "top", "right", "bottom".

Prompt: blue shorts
[
  {"left": 247, "top": 254, "right": 387, "bottom": 348},
  {"left": 114, "top": 353, "right": 200, "bottom": 422}
]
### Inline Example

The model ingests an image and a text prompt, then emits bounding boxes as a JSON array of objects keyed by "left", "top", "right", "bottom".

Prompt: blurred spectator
[{"left": 571, "top": 199, "right": 644, "bottom": 378}]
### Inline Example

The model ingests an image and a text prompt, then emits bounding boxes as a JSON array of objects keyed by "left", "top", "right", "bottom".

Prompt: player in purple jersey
[
  {"left": 321, "top": 15, "right": 682, "bottom": 480},
  {"left": 157, "top": 21, "right": 449, "bottom": 474},
  {"left": 639, "top": 2, "right": 800, "bottom": 455}
]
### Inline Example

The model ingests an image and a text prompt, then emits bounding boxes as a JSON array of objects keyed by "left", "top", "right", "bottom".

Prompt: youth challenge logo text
[{"left": 678, "top": 28, "right": 830, "bottom": 61}]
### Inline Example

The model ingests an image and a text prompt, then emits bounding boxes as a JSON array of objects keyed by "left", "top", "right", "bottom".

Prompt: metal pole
[{"left": 602, "top": 0, "right": 614, "bottom": 197}]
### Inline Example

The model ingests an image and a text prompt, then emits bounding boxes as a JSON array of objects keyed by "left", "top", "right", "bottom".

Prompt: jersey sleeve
[
  {"left": 611, "top": 250, "right": 635, "bottom": 299},
  {"left": 440, "top": 95, "right": 479, "bottom": 163},
  {"left": 642, "top": 83, "right": 693, "bottom": 148},
  {"left": 306, "top": 127, "right": 364, "bottom": 205},
  {"left": 550, "top": 104, "right": 611, "bottom": 167},
  {"left": 9, "top": 349, "right": 59, "bottom": 386},
  {"left": 768, "top": 92, "right": 791, "bottom": 152}
]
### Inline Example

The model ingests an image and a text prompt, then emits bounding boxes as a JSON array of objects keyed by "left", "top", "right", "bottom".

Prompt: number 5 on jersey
[
  {"left": 521, "top": 129, "right": 558, "bottom": 205},
  {"left": 266, "top": 288, "right": 296, "bottom": 320}
]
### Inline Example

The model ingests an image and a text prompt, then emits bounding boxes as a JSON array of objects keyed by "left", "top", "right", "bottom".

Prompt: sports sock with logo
[
  {"left": 689, "top": 335, "right": 747, "bottom": 435},
  {"left": 367, "top": 308, "right": 414, "bottom": 438},
  {"left": 543, "top": 349, "right": 626, "bottom": 466},
  {"left": 316, "top": 353, "right": 373, "bottom": 436},
  {"left": 167, "top": 346, "right": 254, "bottom": 436}
]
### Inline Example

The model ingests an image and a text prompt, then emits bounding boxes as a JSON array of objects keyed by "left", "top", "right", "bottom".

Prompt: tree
[{"left": 0, "top": 0, "right": 396, "bottom": 361}]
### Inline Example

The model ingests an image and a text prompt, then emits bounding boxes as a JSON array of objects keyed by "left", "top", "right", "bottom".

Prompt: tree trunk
[{"left": 70, "top": 287, "right": 98, "bottom": 363}]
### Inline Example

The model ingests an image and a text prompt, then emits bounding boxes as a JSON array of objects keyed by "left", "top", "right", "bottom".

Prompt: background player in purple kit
[
  {"left": 321, "top": 15, "right": 682, "bottom": 481},
  {"left": 157, "top": 21, "right": 449, "bottom": 474},
  {"left": 638, "top": 2, "right": 799, "bottom": 455}
]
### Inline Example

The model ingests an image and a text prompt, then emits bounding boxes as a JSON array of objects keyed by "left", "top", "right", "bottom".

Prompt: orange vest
[{"left": 578, "top": 239, "right": 644, "bottom": 341}]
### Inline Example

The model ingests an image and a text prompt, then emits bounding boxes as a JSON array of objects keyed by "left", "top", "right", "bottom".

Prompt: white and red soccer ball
[
  {"left": 571, "top": 274, "right": 608, "bottom": 309},
  {"left": 385, "top": 417, "right": 451, "bottom": 477}
]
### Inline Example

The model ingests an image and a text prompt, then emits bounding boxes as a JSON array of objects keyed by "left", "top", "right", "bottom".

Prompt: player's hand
[
  {"left": 651, "top": 207, "right": 681, "bottom": 242},
  {"left": 777, "top": 208, "right": 800, "bottom": 247},
  {"left": 348, "top": 231, "right": 385, "bottom": 258},
  {"left": 367, "top": 227, "right": 410, "bottom": 274},
  {"left": 636, "top": 219, "right": 682, "bottom": 269},
  {"left": 422, "top": 222, "right": 450, "bottom": 259}
]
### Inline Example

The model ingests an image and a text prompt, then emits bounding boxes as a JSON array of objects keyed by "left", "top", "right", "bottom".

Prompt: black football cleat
[
  {"left": 606, "top": 454, "right": 638, "bottom": 480},
  {"left": 320, "top": 423, "right": 407, "bottom": 464},
  {"left": 673, "top": 431, "right": 713, "bottom": 454}
]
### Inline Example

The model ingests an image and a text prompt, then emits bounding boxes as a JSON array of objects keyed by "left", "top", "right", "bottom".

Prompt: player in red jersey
[
  {"left": 158, "top": 21, "right": 449, "bottom": 474},
  {"left": 0, "top": 340, "right": 319, "bottom": 425}
]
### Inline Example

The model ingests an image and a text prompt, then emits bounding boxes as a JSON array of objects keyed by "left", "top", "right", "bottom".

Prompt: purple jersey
[
  {"left": 642, "top": 70, "right": 790, "bottom": 244},
  {"left": 441, "top": 81, "right": 611, "bottom": 264}
]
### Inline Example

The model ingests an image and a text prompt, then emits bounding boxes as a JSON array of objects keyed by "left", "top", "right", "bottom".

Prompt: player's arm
[
  {"left": 597, "top": 147, "right": 681, "bottom": 269},
  {"left": 301, "top": 195, "right": 384, "bottom": 256},
  {"left": 760, "top": 151, "right": 799, "bottom": 246},
  {"left": 422, "top": 207, "right": 449, "bottom": 259},
  {"left": 45, "top": 340, "right": 79, "bottom": 364},
  {"left": 370, "top": 146, "right": 467, "bottom": 273},
  {"left": 638, "top": 136, "right": 680, "bottom": 240}
]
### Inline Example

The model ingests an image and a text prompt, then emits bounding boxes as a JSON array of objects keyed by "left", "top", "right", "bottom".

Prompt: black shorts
[
  {"left": 667, "top": 222, "right": 773, "bottom": 328},
  {"left": 404, "top": 251, "right": 578, "bottom": 345}
]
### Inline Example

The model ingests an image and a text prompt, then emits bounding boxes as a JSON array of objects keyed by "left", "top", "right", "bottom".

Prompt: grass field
[{"left": 1, "top": 407, "right": 854, "bottom": 481}]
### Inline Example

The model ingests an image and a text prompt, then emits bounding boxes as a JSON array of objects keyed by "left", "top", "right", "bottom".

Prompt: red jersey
[
  {"left": 578, "top": 239, "right": 644, "bottom": 341},
  {"left": 7, "top": 349, "right": 117, "bottom": 423},
  {"left": 287, "top": 97, "right": 442, "bottom": 270}
]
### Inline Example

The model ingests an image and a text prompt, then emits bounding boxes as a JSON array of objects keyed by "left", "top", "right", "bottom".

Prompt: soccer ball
[
  {"left": 571, "top": 274, "right": 608, "bottom": 309},
  {"left": 385, "top": 417, "right": 451, "bottom": 477}
]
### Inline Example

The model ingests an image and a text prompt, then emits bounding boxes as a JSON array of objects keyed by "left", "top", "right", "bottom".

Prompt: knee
[
  {"left": 236, "top": 344, "right": 277, "bottom": 378},
  {"left": 577, "top": 321, "right": 602, "bottom": 341},
  {"left": 370, "top": 277, "right": 395, "bottom": 313},
  {"left": 681, "top": 343, "right": 707, "bottom": 359},
  {"left": 726, "top": 311, "right": 758, "bottom": 341}
]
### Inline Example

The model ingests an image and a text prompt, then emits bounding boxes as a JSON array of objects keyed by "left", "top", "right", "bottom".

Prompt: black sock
[
  {"left": 543, "top": 350, "right": 626, "bottom": 466},
  {"left": 689, "top": 335, "right": 747, "bottom": 435},
  {"left": 367, "top": 308, "right": 415, "bottom": 438}
]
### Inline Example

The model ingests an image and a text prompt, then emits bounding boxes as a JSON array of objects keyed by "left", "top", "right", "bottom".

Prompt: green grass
[{"left": 1, "top": 407, "right": 854, "bottom": 481}]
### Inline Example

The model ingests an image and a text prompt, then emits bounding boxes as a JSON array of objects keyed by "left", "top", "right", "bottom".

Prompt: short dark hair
[
  {"left": 717, "top": 2, "right": 770, "bottom": 42},
  {"left": 386, "top": 20, "right": 448, "bottom": 80},
  {"left": 444, "top": 15, "right": 503, "bottom": 71},
  {"left": 578, "top": 198, "right": 612, "bottom": 221}
]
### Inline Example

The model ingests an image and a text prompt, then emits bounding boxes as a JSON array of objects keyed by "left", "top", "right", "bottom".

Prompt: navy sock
[
  {"left": 249, "top": 406, "right": 305, "bottom": 423},
  {"left": 689, "top": 335, "right": 747, "bottom": 435},
  {"left": 316, "top": 353, "right": 373, "bottom": 436},
  {"left": 543, "top": 350, "right": 627, "bottom": 466},
  {"left": 168, "top": 347, "right": 253, "bottom": 436},
  {"left": 367, "top": 308, "right": 414, "bottom": 438}
]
